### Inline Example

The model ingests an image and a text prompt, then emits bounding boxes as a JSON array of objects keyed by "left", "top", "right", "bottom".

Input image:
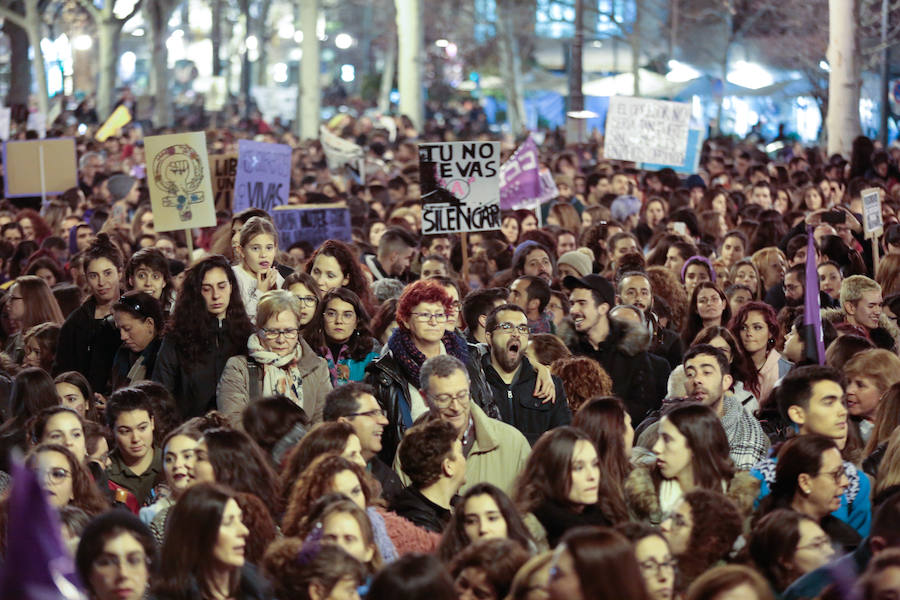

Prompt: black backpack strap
[{"left": 247, "top": 358, "right": 262, "bottom": 403}]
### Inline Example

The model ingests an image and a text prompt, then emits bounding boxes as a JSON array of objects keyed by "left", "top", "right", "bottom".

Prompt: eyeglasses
[
  {"left": 296, "top": 295, "right": 318, "bottom": 307},
  {"left": 428, "top": 389, "right": 469, "bottom": 408},
  {"left": 493, "top": 322, "right": 530, "bottom": 335},
  {"left": 796, "top": 537, "right": 833, "bottom": 553},
  {"left": 37, "top": 467, "right": 71, "bottom": 485},
  {"left": 348, "top": 408, "right": 387, "bottom": 419},
  {"left": 638, "top": 558, "right": 677, "bottom": 576},
  {"left": 817, "top": 466, "right": 846, "bottom": 484},
  {"left": 447, "top": 300, "right": 461, "bottom": 313},
  {"left": 411, "top": 311, "right": 448, "bottom": 323},
  {"left": 324, "top": 309, "right": 356, "bottom": 322},
  {"left": 259, "top": 328, "right": 299, "bottom": 340}
]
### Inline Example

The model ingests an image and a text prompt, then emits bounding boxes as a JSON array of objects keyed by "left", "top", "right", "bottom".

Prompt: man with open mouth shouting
[{"left": 481, "top": 304, "right": 571, "bottom": 445}]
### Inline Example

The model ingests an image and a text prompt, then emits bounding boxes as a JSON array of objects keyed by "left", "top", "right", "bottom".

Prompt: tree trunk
[
  {"left": 255, "top": 0, "right": 272, "bottom": 86},
  {"left": 631, "top": 0, "right": 642, "bottom": 96},
  {"left": 497, "top": 0, "right": 525, "bottom": 135},
  {"left": 211, "top": 0, "right": 223, "bottom": 76},
  {"left": 146, "top": 1, "right": 172, "bottom": 127},
  {"left": 569, "top": 0, "right": 584, "bottom": 112},
  {"left": 298, "top": 0, "right": 320, "bottom": 139},
  {"left": 826, "top": 0, "right": 861, "bottom": 155},
  {"left": 24, "top": 0, "right": 48, "bottom": 116},
  {"left": 96, "top": 18, "right": 123, "bottom": 120},
  {"left": 4, "top": 9, "right": 30, "bottom": 109},
  {"left": 378, "top": 30, "right": 396, "bottom": 114},
  {"left": 395, "top": 0, "right": 423, "bottom": 128}
]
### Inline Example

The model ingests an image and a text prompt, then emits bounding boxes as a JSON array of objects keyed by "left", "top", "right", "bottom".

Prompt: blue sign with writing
[{"left": 233, "top": 139, "right": 292, "bottom": 213}]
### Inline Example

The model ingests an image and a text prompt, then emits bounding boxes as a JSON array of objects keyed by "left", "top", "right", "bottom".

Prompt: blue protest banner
[
  {"left": 233, "top": 139, "right": 292, "bottom": 213},
  {"left": 271, "top": 205, "right": 352, "bottom": 250},
  {"left": 641, "top": 128, "right": 703, "bottom": 174}
]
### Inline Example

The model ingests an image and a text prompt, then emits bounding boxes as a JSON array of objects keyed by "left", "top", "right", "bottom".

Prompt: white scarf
[{"left": 247, "top": 334, "right": 305, "bottom": 408}]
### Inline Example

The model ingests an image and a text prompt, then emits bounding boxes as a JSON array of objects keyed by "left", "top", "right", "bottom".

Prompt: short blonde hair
[
  {"left": 256, "top": 290, "right": 302, "bottom": 328},
  {"left": 840, "top": 274, "right": 882, "bottom": 308},
  {"left": 844, "top": 349, "right": 900, "bottom": 396}
]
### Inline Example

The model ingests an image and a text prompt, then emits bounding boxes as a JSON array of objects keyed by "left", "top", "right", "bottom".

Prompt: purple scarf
[{"left": 386, "top": 327, "right": 470, "bottom": 385}]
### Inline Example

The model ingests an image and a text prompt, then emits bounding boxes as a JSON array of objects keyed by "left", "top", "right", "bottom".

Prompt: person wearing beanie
[{"left": 558, "top": 250, "right": 592, "bottom": 281}]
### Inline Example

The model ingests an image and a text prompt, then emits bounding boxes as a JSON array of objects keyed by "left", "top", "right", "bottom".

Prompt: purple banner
[
  {"left": 803, "top": 226, "right": 826, "bottom": 364},
  {"left": 500, "top": 136, "right": 542, "bottom": 210},
  {"left": 233, "top": 139, "right": 292, "bottom": 213}
]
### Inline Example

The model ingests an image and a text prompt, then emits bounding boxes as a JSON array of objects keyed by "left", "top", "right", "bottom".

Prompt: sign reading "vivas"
[
  {"left": 233, "top": 139, "right": 292, "bottom": 213},
  {"left": 418, "top": 141, "right": 501, "bottom": 235}
]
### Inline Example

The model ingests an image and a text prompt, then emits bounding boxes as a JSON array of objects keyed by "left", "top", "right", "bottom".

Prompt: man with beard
[
  {"left": 765, "top": 264, "right": 836, "bottom": 311},
  {"left": 512, "top": 241, "right": 554, "bottom": 284},
  {"left": 681, "top": 345, "right": 769, "bottom": 470},
  {"left": 616, "top": 270, "right": 683, "bottom": 368},
  {"left": 508, "top": 276, "right": 554, "bottom": 334},
  {"left": 481, "top": 304, "right": 570, "bottom": 445}
]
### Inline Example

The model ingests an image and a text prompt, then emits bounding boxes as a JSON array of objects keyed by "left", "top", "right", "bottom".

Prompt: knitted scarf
[
  {"left": 247, "top": 333, "right": 305, "bottom": 407},
  {"left": 386, "top": 327, "right": 469, "bottom": 385}
]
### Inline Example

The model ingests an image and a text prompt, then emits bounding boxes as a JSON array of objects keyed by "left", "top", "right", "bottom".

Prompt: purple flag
[
  {"left": 499, "top": 136, "right": 542, "bottom": 210},
  {"left": 803, "top": 227, "right": 826, "bottom": 364},
  {"left": 0, "top": 454, "right": 85, "bottom": 599}
]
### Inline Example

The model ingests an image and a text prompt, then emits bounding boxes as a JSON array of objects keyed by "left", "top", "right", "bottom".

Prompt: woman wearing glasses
[
  {"left": 24, "top": 443, "right": 109, "bottom": 513},
  {"left": 111, "top": 291, "right": 164, "bottom": 390},
  {"left": 756, "top": 434, "right": 860, "bottom": 552},
  {"left": 305, "top": 288, "right": 379, "bottom": 388},
  {"left": 75, "top": 511, "right": 158, "bottom": 600},
  {"left": 282, "top": 271, "right": 320, "bottom": 334},
  {"left": 218, "top": 289, "right": 331, "bottom": 428}
]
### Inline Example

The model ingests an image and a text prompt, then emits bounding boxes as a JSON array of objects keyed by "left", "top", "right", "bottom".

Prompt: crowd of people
[{"left": 3, "top": 118, "right": 900, "bottom": 600}]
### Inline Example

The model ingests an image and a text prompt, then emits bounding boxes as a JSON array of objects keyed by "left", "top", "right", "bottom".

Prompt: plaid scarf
[{"left": 386, "top": 327, "right": 470, "bottom": 386}]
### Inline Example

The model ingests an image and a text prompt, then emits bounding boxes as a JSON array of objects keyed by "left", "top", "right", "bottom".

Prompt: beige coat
[{"left": 216, "top": 338, "right": 332, "bottom": 428}]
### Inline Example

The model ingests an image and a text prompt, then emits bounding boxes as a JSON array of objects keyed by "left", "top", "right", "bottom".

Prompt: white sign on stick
[
  {"left": 862, "top": 188, "right": 884, "bottom": 238},
  {"left": 604, "top": 96, "right": 692, "bottom": 165}
]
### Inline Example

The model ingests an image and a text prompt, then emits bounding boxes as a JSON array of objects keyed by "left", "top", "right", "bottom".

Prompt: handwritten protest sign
[
  {"left": 271, "top": 205, "right": 352, "bottom": 250},
  {"left": 642, "top": 128, "right": 704, "bottom": 174},
  {"left": 3, "top": 138, "right": 77, "bottom": 198},
  {"left": 233, "top": 140, "right": 292, "bottom": 213},
  {"left": 862, "top": 188, "right": 884, "bottom": 239},
  {"left": 210, "top": 153, "right": 238, "bottom": 211},
  {"left": 418, "top": 141, "right": 501, "bottom": 235},
  {"left": 604, "top": 97, "right": 691, "bottom": 165},
  {"left": 144, "top": 132, "right": 216, "bottom": 232}
]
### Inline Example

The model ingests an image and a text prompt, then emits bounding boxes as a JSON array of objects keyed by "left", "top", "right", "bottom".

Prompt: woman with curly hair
[
  {"left": 646, "top": 266, "right": 690, "bottom": 332},
  {"left": 450, "top": 538, "right": 531, "bottom": 600},
  {"left": 513, "top": 426, "right": 627, "bottom": 547},
  {"left": 728, "top": 301, "right": 786, "bottom": 405},
  {"left": 16, "top": 208, "right": 52, "bottom": 243},
  {"left": 305, "top": 239, "right": 376, "bottom": 313},
  {"left": 262, "top": 539, "right": 366, "bottom": 600},
  {"left": 53, "top": 233, "right": 123, "bottom": 395},
  {"left": 5, "top": 274, "right": 64, "bottom": 363},
  {"left": 438, "top": 482, "right": 537, "bottom": 562},
  {"left": 305, "top": 288, "right": 380, "bottom": 387},
  {"left": 549, "top": 356, "right": 613, "bottom": 413},
  {"left": 152, "top": 255, "right": 254, "bottom": 420}
]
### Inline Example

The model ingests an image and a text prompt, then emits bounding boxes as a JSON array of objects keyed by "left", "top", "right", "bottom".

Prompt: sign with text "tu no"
[{"left": 233, "top": 139, "right": 292, "bottom": 213}]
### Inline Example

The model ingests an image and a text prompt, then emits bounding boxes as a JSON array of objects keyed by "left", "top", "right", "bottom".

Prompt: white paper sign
[
  {"left": 604, "top": 96, "right": 691, "bottom": 165},
  {"left": 26, "top": 112, "right": 46, "bottom": 138},
  {"left": 862, "top": 188, "right": 884, "bottom": 238},
  {"left": 0, "top": 108, "right": 11, "bottom": 141},
  {"left": 418, "top": 141, "right": 501, "bottom": 235}
]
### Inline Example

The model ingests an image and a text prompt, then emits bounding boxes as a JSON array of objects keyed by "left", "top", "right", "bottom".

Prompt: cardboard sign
[
  {"left": 862, "top": 188, "right": 884, "bottom": 238},
  {"left": 418, "top": 141, "right": 501, "bottom": 235},
  {"left": 233, "top": 140, "right": 292, "bottom": 213},
  {"left": 604, "top": 97, "right": 691, "bottom": 165},
  {"left": 95, "top": 106, "right": 132, "bottom": 142},
  {"left": 271, "top": 205, "right": 352, "bottom": 250},
  {"left": 642, "top": 128, "right": 704, "bottom": 174},
  {"left": 3, "top": 138, "right": 77, "bottom": 198},
  {"left": 210, "top": 153, "right": 238, "bottom": 212},
  {"left": 144, "top": 132, "right": 217, "bottom": 232}
]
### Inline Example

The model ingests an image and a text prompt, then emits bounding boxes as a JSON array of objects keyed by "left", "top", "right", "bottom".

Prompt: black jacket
[
  {"left": 651, "top": 325, "right": 684, "bottom": 370},
  {"left": 371, "top": 455, "right": 404, "bottom": 504},
  {"left": 153, "top": 563, "right": 273, "bottom": 600},
  {"left": 389, "top": 486, "right": 452, "bottom": 534},
  {"left": 365, "top": 348, "right": 498, "bottom": 464},
  {"left": 532, "top": 498, "right": 613, "bottom": 548},
  {"left": 568, "top": 316, "right": 669, "bottom": 425},
  {"left": 481, "top": 354, "right": 571, "bottom": 445},
  {"left": 52, "top": 298, "right": 122, "bottom": 395},
  {"left": 151, "top": 316, "right": 246, "bottom": 420}
]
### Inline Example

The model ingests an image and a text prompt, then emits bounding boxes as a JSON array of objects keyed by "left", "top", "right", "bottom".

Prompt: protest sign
[
  {"left": 320, "top": 126, "right": 364, "bottom": 171},
  {"left": 418, "top": 141, "right": 501, "bottom": 235},
  {"left": 500, "top": 136, "right": 559, "bottom": 211},
  {"left": 3, "top": 138, "right": 77, "bottom": 199},
  {"left": 0, "top": 108, "right": 12, "bottom": 141},
  {"left": 233, "top": 140, "right": 292, "bottom": 213},
  {"left": 642, "top": 128, "right": 704, "bottom": 174},
  {"left": 862, "top": 188, "right": 884, "bottom": 239},
  {"left": 603, "top": 97, "right": 691, "bottom": 165},
  {"left": 144, "top": 132, "right": 216, "bottom": 232},
  {"left": 210, "top": 153, "right": 238, "bottom": 211},
  {"left": 271, "top": 205, "right": 352, "bottom": 250},
  {"left": 95, "top": 106, "right": 132, "bottom": 142}
]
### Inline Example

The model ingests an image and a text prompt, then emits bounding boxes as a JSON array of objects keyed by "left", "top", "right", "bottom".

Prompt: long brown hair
[
  {"left": 572, "top": 396, "right": 632, "bottom": 497},
  {"left": 660, "top": 403, "right": 736, "bottom": 489},
  {"left": 560, "top": 526, "right": 651, "bottom": 600},
  {"left": 9, "top": 275, "right": 64, "bottom": 329},
  {"left": 25, "top": 443, "right": 109, "bottom": 515}
]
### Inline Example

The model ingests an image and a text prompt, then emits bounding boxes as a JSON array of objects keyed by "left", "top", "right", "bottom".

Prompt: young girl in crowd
[
  {"left": 282, "top": 271, "right": 321, "bottom": 334},
  {"left": 22, "top": 321, "right": 60, "bottom": 372},
  {"left": 233, "top": 216, "right": 284, "bottom": 321}
]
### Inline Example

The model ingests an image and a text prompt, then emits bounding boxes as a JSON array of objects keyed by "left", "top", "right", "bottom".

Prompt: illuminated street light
[
  {"left": 72, "top": 35, "right": 93, "bottom": 51},
  {"left": 435, "top": 39, "right": 449, "bottom": 48},
  {"left": 335, "top": 33, "right": 353, "bottom": 49}
]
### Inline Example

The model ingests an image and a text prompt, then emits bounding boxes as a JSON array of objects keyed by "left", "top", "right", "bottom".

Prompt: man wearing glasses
[
  {"left": 323, "top": 382, "right": 404, "bottom": 502},
  {"left": 481, "top": 304, "right": 570, "bottom": 445},
  {"left": 392, "top": 354, "right": 530, "bottom": 495},
  {"left": 366, "top": 279, "right": 497, "bottom": 464}
]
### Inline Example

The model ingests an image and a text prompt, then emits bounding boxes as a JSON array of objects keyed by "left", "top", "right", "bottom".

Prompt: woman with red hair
[
  {"left": 728, "top": 301, "right": 788, "bottom": 407},
  {"left": 365, "top": 279, "right": 498, "bottom": 463}
]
